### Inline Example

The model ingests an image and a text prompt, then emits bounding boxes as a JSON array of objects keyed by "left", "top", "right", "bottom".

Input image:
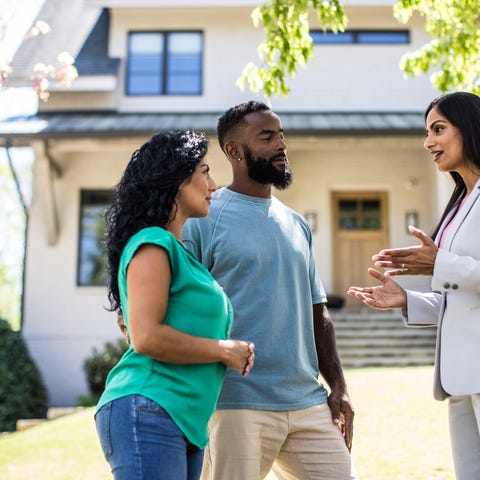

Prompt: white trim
[{"left": 49, "top": 75, "right": 118, "bottom": 92}]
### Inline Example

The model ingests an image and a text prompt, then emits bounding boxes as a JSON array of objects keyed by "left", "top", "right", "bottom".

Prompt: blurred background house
[{"left": 1, "top": 0, "right": 446, "bottom": 406}]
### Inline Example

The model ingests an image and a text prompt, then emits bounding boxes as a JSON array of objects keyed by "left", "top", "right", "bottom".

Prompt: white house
[{"left": 1, "top": 0, "right": 449, "bottom": 406}]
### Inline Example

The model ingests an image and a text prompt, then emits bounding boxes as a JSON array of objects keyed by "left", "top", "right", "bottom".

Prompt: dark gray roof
[
  {"left": 0, "top": 111, "right": 425, "bottom": 143},
  {"left": 75, "top": 9, "right": 120, "bottom": 76}
]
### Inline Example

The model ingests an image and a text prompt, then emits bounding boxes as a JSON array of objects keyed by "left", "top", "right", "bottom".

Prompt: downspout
[{"left": 4, "top": 139, "right": 29, "bottom": 331}]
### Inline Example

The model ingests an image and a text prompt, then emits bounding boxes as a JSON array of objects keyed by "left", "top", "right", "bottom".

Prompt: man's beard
[{"left": 244, "top": 145, "right": 293, "bottom": 190}]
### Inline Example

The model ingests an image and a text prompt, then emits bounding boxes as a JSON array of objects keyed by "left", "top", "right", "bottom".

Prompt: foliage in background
[
  {"left": 79, "top": 338, "right": 128, "bottom": 406},
  {"left": 0, "top": 150, "right": 33, "bottom": 331},
  {"left": 394, "top": 0, "right": 480, "bottom": 95},
  {"left": 238, "top": 0, "right": 347, "bottom": 98},
  {"left": 0, "top": 318, "right": 48, "bottom": 431},
  {"left": 240, "top": 0, "right": 480, "bottom": 98},
  {"left": 0, "top": 257, "right": 21, "bottom": 331},
  {"left": 0, "top": 3, "right": 77, "bottom": 101}
]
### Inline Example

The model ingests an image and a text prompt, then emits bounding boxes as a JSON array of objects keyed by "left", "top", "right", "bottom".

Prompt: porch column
[{"left": 32, "top": 141, "right": 62, "bottom": 246}]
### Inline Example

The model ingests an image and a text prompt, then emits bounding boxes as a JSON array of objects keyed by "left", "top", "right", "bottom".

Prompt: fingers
[
  {"left": 384, "top": 268, "right": 410, "bottom": 277},
  {"left": 347, "top": 284, "right": 376, "bottom": 303},
  {"left": 346, "top": 289, "right": 370, "bottom": 303},
  {"left": 408, "top": 225, "right": 428, "bottom": 241},
  {"left": 343, "top": 409, "right": 354, "bottom": 452},
  {"left": 373, "top": 227, "right": 431, "bottom": 268},
  {"left": 328, "top": 396, "right": 341, "bottom": 426},
  {"left": 372, "top": 251, "right": 408, "bottom": 269},
  {"left": 367, "top": 268, "right": 387, "bottom": 282},
  {"left": 242, "top": 342, "right": 255, "bottom": 377},
  {"left": 328, "top": 394, "right": 354, "bottom": 452},
  {"left": 221, "top": 339, "right": 255, "bottom": 375}
]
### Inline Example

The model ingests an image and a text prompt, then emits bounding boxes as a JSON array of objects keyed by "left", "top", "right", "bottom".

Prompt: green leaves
[
  {"left": 394, "top": 0, "right": 480, "bottom": 95},
  {"left": 240, "top": 0, "right": 480, "bottom": 98},
  {"left": 237, "top": 0, "right": 347, "bottom": 98},
  {"left": 0, "top": 319, "right": 48, "bottom": 431}
]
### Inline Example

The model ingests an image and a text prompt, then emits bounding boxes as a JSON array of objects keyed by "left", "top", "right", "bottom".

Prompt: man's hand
[{"left": 328, "top": 389, "right": 354, "bottom": 452}]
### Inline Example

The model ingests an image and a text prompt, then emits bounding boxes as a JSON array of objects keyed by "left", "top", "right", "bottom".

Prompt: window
[
  {"left": 78, "top": 190, "right": 112, "bottom": 286},
  {"left": 311, "top": 30, "right": 409, "bottom": 45},
  {"left": 338, "top": 199, "right": 382, "bottom": 231},
  {"left": 127, "top": 31, "right": 203, "bottom": 95}
]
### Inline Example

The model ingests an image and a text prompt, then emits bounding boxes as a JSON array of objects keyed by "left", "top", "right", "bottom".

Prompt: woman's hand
[
  {"left": 219, "top": 339, "right": 255, "bottom": 376},
  {"left": 347, "top": 268, "right": 407, "bottom": 310},
  {"left": 372, "top": 225, "right": 438, "bottom": 276}
]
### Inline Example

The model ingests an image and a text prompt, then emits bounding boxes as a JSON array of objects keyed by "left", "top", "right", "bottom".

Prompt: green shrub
[
  {"left": 0, "top": 318, "right": 48, "bottom": 431},
  {"left": 81, "top": 338, "right": 128, "bottom": 405}
]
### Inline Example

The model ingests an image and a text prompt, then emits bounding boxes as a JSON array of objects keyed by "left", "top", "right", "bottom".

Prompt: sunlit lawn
[
  {"left": 1, "top": 366, "right": 454, "bottom": 480},
  {"left": 347, "top": 366, "right": 453, "bottom": 480}
]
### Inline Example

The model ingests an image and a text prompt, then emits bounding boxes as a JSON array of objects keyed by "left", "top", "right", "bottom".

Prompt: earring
[{"left": 237, "top": 157, "right": 242, "bottom": 162}]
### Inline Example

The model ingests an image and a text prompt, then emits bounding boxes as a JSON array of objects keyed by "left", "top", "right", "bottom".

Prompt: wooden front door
[{"left": 332, "top": 191, "right": 389, "bottom": 308}]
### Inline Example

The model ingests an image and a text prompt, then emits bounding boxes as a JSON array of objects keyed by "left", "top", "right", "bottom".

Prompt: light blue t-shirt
[{"left": 183, "top": 188, "right": 328, "bottom": 410}]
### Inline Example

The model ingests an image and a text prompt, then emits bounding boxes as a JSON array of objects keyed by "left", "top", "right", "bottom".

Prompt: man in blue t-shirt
[{"left": 183, "top": 101, "right": 357, "bottom": 480}]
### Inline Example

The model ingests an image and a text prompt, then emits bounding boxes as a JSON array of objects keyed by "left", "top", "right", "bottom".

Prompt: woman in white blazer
[{"left": 348, "top": 91, "right": 480, "bottom": 480}]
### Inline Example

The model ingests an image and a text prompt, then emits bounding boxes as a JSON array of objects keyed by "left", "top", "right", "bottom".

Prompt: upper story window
[
  {"left": 311, "top": 30, "right": 410, "bottom": 45},
  {"left": 78, "top": 190, "right": 112, "bottom": 287},
  {"left": 127, "top": 31, "right": 203, "bottom": 95}
]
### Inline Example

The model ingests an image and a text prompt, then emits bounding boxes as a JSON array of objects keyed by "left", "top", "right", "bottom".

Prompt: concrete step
[
  {"left": 336, "top": 337, "right": 436, "bottom": 347},
  {"left": 339, "top": 346, "right": 435, "bottom": 356},
  {"left": 334, "top": 320, "right": 433, "bottom": 329},
  {"left": 334, "top": 328, "right": 436, "bottom": 338},
  {"left": 331, "top": 311, "right": 436, "bottom": 367},
  {"left": 340, "top": 356, "right": 434, "bottom": 368}
]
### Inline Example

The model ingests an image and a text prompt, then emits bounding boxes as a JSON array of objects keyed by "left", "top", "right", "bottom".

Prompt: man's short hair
[{"left": 217, "top": 101, "right": 270, "bottom": 152}]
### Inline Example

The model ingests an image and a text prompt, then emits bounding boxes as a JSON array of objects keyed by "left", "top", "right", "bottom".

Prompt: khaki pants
[{"left": 201, "top": 404, "right": 358, "bottom": 480}]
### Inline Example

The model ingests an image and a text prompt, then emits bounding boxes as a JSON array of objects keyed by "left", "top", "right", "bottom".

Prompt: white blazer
[{"left": 405, "top": 178, "right": 480, "bottom": 400}]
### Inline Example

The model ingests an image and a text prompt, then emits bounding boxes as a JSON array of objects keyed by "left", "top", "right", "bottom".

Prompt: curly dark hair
[
  {"left": 425, "top": 92, "right": 480, "bottom": 239},
  {"left": 105, "top": 129, "right": 209, "bottom": 312},
  {"left": 217, "top": 100, "right": 270, "bottom": 153}
]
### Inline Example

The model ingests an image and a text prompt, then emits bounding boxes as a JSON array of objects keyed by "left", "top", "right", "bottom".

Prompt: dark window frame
[
  {"left": 126, "top": 30, "right": 204, "bottom": 96},
  {"left": 311, "top": 29, "right": 410, "bottom": 45},
  {"left": 77, "top": 189, "right": 112, "bottom": 287},
  {"left": 337, "top": 198, "right": 382, "bottom": 231}
]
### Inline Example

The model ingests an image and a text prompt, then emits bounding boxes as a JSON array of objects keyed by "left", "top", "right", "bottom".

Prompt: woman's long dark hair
[
  {"left": 426, "top": 92, "right": 480, "bottom": 239},
  {"left": 105, "top": 130, "right": 208, "bottom": 312}
]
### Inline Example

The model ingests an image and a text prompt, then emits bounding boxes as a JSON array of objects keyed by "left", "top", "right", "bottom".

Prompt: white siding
[{"left": 106, "top": 5, "right": 437, "bottom": 113}]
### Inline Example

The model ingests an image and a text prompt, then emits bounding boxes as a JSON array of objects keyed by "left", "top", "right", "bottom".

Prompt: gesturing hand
[
  {"left": 372, "top": 225, "right": 438, "bottom": 276},
  {"left": 347, "top": 268, "right": 407, "bottom": 310}
]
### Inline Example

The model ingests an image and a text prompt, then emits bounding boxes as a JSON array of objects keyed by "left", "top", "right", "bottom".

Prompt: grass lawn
[
  {"left": 0, "top": 366, "right": 454, "bottom": 479},
  {"left": 347, "top": 366, "right": 454, "bottom": 480}
]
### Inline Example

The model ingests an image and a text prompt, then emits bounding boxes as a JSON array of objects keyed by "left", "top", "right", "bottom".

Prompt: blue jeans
[{"left": 95, "top": 394, "right": 204, "bottom": 480}]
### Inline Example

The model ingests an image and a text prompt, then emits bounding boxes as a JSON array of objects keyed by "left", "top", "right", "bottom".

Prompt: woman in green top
[{"left": 95, "top": 130, "right": 255, "bottom": 480}]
